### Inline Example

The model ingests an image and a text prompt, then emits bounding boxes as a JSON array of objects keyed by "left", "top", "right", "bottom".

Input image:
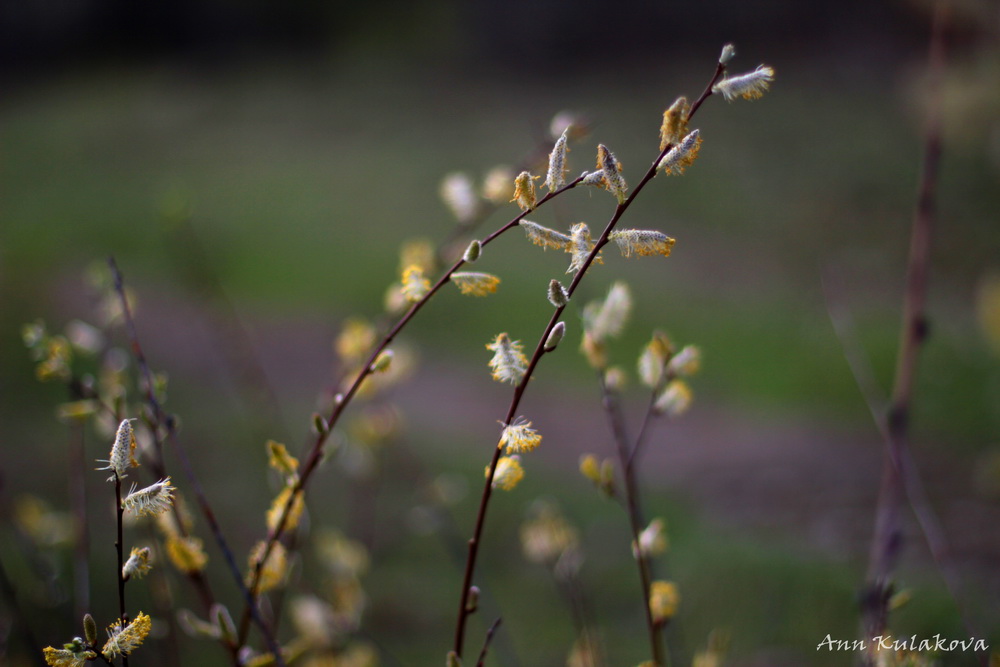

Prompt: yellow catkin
[
  {"left": 486, "top": 333, "right": 528, "bottom": 385},
  {"left": 165, "top": 534, "right": 208, "bottom": 573},
  {"left": 510, "top": 171, "right": 539, "bottom": 211},
  {"left": 450, "top": 272, "right": 501, "bottom": 296},
  {"left": 489, "top": 456, "right": 524, "bottom": 491},
  {"left": 499, "top": 418, "right": 542, "bottom": 453},
  {"left": 659, "top": 97, "right": 690, "bottom": 150},
  {"left": 648, "top": 581, "right": 680, "bottom": 624},
  {"left": 266, "top": 486, "right": 305, "bottom": 534}
]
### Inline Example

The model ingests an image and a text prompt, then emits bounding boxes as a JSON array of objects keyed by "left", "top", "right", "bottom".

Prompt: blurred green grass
[
  {"left": 3, "top": 57, "right": 997, "bottom": 442},
  {"left": 2, "top": 54, "right": 999, "bottom": 665}
]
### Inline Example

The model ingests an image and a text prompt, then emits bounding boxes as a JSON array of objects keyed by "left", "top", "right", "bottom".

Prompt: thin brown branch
[
  {"left": 862, "top": 0, "right": 949, "bottom": 647},
  {"left": 475, "top": 617, "right": 503, "bottom": 667},
  {"left": 114, "top": 475, "right": 129, "bottom": 667},
  {"left": 825, "top": 265, "right": 984, "bottom": 657},
  {"left": 598, "top": 376, "right": 663, "bottom": 666}
]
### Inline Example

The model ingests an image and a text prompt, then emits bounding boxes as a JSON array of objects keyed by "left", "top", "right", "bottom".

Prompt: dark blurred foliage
[{"left": 2, "top": 0, "right": 936, "bottom": 77}]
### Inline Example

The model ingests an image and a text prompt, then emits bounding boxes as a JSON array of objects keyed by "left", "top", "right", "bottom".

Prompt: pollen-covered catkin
[
  {"left": 659, "top": 97, "right": 690, "bottom": 150},
  {"left": 510, "top": 171, "right": 538, "bottom": 211},
  {"left": 658, "top": 129, "right": 702, "bottom": 175},
  {"left": 499, "top": 418, "right": 542, "bottom": 453},
  {"left": 486, "top": 333, "right": 529, "bottom": 385}
]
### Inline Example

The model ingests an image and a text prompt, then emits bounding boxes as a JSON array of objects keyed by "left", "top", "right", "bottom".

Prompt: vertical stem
[
  {"left": 114, "top": 474, "right": 130, "bottom": 667},
  {"left": 862, "top": 0, "right": 947, "bottom": 647},
  {"left": 603, "top": 380, "right": 664, "bottom": 666}
]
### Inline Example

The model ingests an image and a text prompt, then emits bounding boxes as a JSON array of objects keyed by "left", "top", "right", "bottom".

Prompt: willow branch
[{"left": 452, "top": 57, "right": 729, "bottom": 659}]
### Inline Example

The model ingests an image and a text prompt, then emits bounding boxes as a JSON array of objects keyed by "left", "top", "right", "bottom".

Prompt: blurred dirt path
[{"left": 106, "top": 284, "right": 1000, "bottom": 616}]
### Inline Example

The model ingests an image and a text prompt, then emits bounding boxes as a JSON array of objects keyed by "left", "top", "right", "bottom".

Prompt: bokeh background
[{"left": 2, "top": 0, "right": 999, "bottom": 665}]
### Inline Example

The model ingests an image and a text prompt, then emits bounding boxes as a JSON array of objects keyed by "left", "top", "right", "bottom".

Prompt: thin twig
[
  {"left": 862, "top": 0, "right": 949, "bottom": 648},
  {"left": 599, "top": 376, "right": 663, "bottom": 665},
  {"left": 114, "top": 474, "right": 129, "bottom": 667},
  {"left": 475, "top": 617, "right": 503, "bottom": 667},
  {"left": 825, "top": 271, "right": 984, "bottom": 657}
]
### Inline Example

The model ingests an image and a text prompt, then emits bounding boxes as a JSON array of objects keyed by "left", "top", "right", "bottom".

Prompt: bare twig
[
  {"left": 113, "top": 474, "right": 129, "bottom": 667},
  {"left": 861, "top": 0, "right": 951, "bottom": 648},
  {"left": 475, "top": 617, "right": 503, "bottom": 667},
  {"left": 598, "top": 375, "right": 664, "bottom": 666}
]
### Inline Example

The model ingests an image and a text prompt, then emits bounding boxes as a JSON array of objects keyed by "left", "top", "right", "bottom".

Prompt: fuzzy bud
[
  {"left": 465, "top": 586, "right": 480, "bottom": 613},
  {"left": 83, "top": 614, "right": 98, "bottom": 646},
  {"left": 446, "top": 651, "right": 463, "bottom": 667},
  {"left": 463, "top": 239, "right": 482, "bottom": 263},
  {"left": 719, "top": 43, "right": 736, "bottom": 65},
  {"left": 212, "top": 604, "right": 237, "bottom": 645},
  {"left": 370, "top": 350, "right": 393, "bottom": 374},
  {"left": 312, "top": 413, "right": 329, "bottom": 436},
  {"left": 544, "top": 130, "right": 569, "bottom": 192},
  {"left": 547, "top": 279, "right": 569, "bottom": 308},
  {"left": 99, "top": 418, "right": 139, "bottom": 481},
  {"left": 544, "top": 321, "right": 566, "bottom": 352}
]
